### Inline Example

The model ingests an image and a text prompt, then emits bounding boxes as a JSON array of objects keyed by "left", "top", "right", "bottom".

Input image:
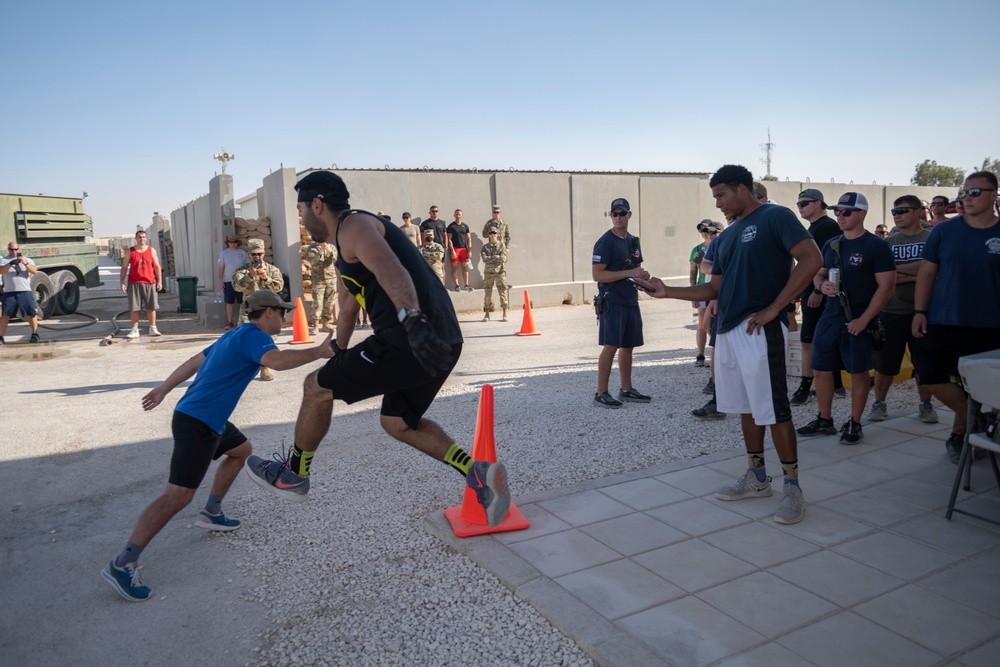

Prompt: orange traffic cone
[
  {"left": 444, "top": 384, "right": 530, "bottom": 537},
  {"left": 288, "top": 297, "right": 315, "bottom": 345},
  {"left": 515, "top": 290, "right": 541, "bottom": 336}
]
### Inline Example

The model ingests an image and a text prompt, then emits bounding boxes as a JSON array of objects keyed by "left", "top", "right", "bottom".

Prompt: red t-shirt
[{"left": 128, "top": 246, "right": 157, "bottom": 284}]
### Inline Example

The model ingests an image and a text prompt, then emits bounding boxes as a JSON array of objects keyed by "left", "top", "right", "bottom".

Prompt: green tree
[
  {"left": 977, "top": 157, "right": 1000, "bottom": 178},
  {"left": 911, "top": 160, "right": 965, "bottom": 187}
]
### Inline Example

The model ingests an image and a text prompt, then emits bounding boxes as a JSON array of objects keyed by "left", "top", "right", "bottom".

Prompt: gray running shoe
[
  {"left": 618, "top": 388, "right": 652, "bottom": 403},
  {"left": 692, "top": 400, "right": 725, "bottom": 419},
  {"left": 594, "top": 392, "right": 623, "bottom": 409},
  {"left": 774, "top": 484, "right": 805, "bottom": 524},
  {"left": 919, "top": 402, "right": 939, "bottom": 423},
  {"left": 466, "top": 461, "right": 511, "bottom": 527},
  {"left": 867, "top": 400, "right": 887, "bottom": 422},
  {"left": 716, "top": 468, "right": 772, "bottom": 501},
  {"left": 834, "top": 386, "right": 847, "bottom": 398},
  {"left": 695, "top": 354, "right": 706, "bottom": 367},
  {"left": 244, "top": 451, "right": 310, "bottom": 502}
]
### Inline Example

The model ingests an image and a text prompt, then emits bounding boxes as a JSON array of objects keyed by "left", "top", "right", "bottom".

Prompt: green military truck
[{"left": 0, "top": 193, "right": 101, "bottom": 317}]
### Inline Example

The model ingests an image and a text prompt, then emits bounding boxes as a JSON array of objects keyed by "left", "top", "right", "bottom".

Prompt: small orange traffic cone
[
  {"left": 515, "top": 290, "right": 541, "bottom": 336},
  {"left": 288, "top": 297, "right": 315, "bottom": 345},
  {"left": 444, "top": 384, "right": 530, "bottom": 537}
]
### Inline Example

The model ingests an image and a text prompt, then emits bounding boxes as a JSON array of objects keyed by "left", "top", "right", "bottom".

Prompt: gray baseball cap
[{"left": 798, "top": 188, "right": 825, "bottom": 204}]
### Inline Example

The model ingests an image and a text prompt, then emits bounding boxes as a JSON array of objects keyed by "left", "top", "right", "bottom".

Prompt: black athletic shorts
[
  {"left": 911, "top": 324, "right": 1000, "bottom": 386},
  {"left": 169, "top": 411, "right": 248, "bottom": 489},
  {"left": 873, "top": 312, "right": 926, "bottom": 377},
  {"left": 317, "top": 334, "right": 462, "bottom": 430},
  {"left": 800, "top": 302, "right": 824, "bottom": 343}
]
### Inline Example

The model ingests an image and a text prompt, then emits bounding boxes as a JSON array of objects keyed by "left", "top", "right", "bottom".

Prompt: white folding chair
[{"left": 946, "top": 350, "right": 1000, "bottom": 526}]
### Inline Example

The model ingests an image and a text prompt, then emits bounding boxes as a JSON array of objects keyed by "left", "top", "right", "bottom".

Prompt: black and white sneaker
[
  {"left": 797, "top": 415, "right": 836, "bottom": 437},
  {"left": 594, "top": 392, "right": 623, "bottom": 409},
  {"left": 618, "top": 388, "right": 651, "bottom": 403},
  {"left": 839, "top": 419, "right": 863, "bottom": 445},
  {"left": 790, "top": 384, "right": 812, "bottom": 405}
]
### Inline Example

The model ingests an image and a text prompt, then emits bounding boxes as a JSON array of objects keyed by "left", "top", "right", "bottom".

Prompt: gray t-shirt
[
  {"left": 0, "top": 254, "right": 35, "bottom": 292},
  {"left": 217, "top": 248, "right": 249, "bottom": 283},
  {"left": 711, "top": 203, "right": 813, "bottom": 335}
]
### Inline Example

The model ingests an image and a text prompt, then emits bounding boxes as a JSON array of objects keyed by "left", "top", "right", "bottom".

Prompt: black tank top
[{"left": 335, "top": 210, "right": 462, "bottom": 347}]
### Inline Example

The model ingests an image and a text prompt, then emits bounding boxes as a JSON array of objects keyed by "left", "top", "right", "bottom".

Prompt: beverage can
[{"left": 828, "top": 268, "right": 840, "bottom": 289}]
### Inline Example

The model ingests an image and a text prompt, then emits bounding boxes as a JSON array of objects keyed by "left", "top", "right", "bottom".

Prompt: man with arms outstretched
[{"left": 635, "top": 165, "right": 822, "bottom": 524}]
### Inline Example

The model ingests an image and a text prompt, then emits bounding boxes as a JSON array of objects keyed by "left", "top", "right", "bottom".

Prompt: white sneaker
[
  {"left": 148, "top": 327, "right": 161, "bottom": 337},
  {"left": 125, "top": 327, "right": 140, "bottom": 339},
  {"left": 774, "top": 484, "right": 806, "bottom": 524}
]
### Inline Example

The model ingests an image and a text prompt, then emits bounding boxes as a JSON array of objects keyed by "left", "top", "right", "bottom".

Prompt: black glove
[{"left": 404, "top": 314, "right": 453, "bottom": 376}]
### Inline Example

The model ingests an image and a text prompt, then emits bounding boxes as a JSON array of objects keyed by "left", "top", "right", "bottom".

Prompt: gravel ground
[{"left": 1, "top": 282, "right": 933, "bottom": 667}]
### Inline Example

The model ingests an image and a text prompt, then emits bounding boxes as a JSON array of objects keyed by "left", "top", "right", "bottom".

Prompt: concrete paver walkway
[{"left": 427, "top": 411, "right": 1000, "bottom": 666}]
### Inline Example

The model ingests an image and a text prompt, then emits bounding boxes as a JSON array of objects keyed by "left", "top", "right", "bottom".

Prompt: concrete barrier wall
[
  {"left": 165, "top": 169, "right": 956, "bottom": 308},
  {"left": 260, "top": 168, "right": 301, "bottom": 300}
]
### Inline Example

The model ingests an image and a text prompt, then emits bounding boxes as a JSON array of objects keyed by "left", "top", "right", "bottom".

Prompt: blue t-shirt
[
  {"left": 175, "top": 324, "right": 278, "bottom": 433},
  {"left": 711, "top": 204, "right": 813, "bottom": 334},
  {"left": 593, "top": 229, "right": 643, "bottom": 306},
  {"left": 922, "top": 216, "right": 1000, "bottom": 327},
  {"left": 819, "top": 231, "right": 896, "bottom": 322}
]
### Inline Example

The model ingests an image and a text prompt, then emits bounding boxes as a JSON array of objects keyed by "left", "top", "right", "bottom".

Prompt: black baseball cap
[
  {"left": 610, "top": 197, "right": 630, "bottom": 212},
  {"left": 295, "top": 171, "right": 350, "bottom": 206}
]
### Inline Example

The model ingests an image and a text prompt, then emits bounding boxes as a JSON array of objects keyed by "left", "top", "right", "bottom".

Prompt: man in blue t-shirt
[
  {"left": 796, "top": 192, "right": 896, "bottom": 445},
  {"left": 592, "top": 197, "right": 652, "bottom": 409},
  {"left": 912, "top": 170, "right": 1000, "bottom": 463},
  {"left": 635, "top": 165, "right": 822, "bottom": 525},
  {"left": 101, "top": 291, "right": 333, "bottom": 602}
]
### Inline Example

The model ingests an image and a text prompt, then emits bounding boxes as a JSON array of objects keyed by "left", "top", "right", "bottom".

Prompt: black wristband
[
  {"left": 913, "top": 309, "right": 928, "bottom": 316},
  {"left": 813, "top": 288, "right": 822, "bottom": 295}
]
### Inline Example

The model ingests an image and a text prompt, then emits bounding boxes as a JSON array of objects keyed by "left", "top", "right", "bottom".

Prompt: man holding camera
[
  {"left": 0, "top": 241, "right": 41, "bottom": 344},
  {"left": 592, "top": 197, "right": 651, "bottom": 409},
  {"left": 232, "top": 238, "right": 284, "bottom": 380}
]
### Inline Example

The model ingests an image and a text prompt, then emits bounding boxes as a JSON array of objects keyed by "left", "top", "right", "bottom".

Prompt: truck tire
[
  {"left": 51, "top": 270, "right": 81, "bottom": 315},
  {"left": 30, "top": 272, "right": 57, "bottom": 319}
]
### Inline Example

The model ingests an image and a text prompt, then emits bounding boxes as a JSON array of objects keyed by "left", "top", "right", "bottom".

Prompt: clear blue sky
[{"left": 2, "top": 0, "right": 997, "bottom": 237}]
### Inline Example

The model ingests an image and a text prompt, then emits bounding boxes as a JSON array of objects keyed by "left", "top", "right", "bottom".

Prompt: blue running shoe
[
  {"left": 101, "top": 560, "right": 151, "bottom": 602},
  {"left": 194, "top": 510, "right": 241, "bottom": 531},
  {"left": 466, "top": 461, "right": 510, "bottom": 527},
  {"left": 244, "top": 450, "right": 310, "bottom": 503}
]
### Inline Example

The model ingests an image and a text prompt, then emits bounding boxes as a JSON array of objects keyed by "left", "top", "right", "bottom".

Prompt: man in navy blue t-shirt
[
  {"left": 912, "top": 170, "right": 1000, "bottom": 463},
  {"left": 637, "top": 165, "right": 822, "bottom": 525},
  {"left": 101, "top": 291, "right": 333, "bottom": 602},
  {"left": 796, "top": 193, "right": 896, "bottom": 445},
  {"left": 592, "top": 197, "right": 652, "bottom": 409}
]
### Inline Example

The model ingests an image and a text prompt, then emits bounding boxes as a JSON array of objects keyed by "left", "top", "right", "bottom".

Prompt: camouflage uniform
[
  {"left": 419, "top": 232, "right": 446, "bottom": 283},
  {"left": 480, "top": 239, "right": 509, "bottom": 321},
  {"left": 483, "top": 207, "right": 511, "bottom": 250},
  {"left": 232, "top": 239, "right": 284, "bottom": 381},
  {"left": 232, "top": 258, "right": 284, "bottom": 324},
  {"left": 306, "top": 242, "right": 338, "bottom": 331}
]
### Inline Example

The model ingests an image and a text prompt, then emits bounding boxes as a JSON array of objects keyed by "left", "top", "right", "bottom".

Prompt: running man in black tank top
[{"left": 244, "top": 171, "right": 511, "bottom": 527}]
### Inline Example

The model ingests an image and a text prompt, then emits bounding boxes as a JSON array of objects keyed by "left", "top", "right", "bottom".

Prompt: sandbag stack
[{"left": 234, "top": 216, "right": 274, "bottom": 263}]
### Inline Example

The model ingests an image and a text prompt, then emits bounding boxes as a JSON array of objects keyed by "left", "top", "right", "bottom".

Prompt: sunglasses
[
  {"left": 890, "top": 207, "right": 920, "bottom": 215},
  {"left": 834, "top": 209, "right": 859, "bottom": 217},
  {"left": 957, "top": 187, "right": 997, "bottom": 199},
  {"left": 610, "top": 211, "right": 629, "bottom": 218},
  {"left": 928, "top": 202, "right": 947, "bottom": 207},
  {"left": 796, "top": 200, "right": 818, "bottom": 208},
  {"left": 250, "top": 252, "right": 265, "bottom": 257},
  {"left": 430, "top": 209, "right": 439, "bottom": 213}
]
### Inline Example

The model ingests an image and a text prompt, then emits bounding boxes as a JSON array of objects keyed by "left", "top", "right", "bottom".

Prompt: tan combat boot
[
  {"left": 259, "top": 366, "right": 273, "bottom": 381},
  {"left": 481, "top": 312, "right": 490, "bottom": 322},
  {"left": 501, "top": 308, "right": 508, "bottom": 322}
]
